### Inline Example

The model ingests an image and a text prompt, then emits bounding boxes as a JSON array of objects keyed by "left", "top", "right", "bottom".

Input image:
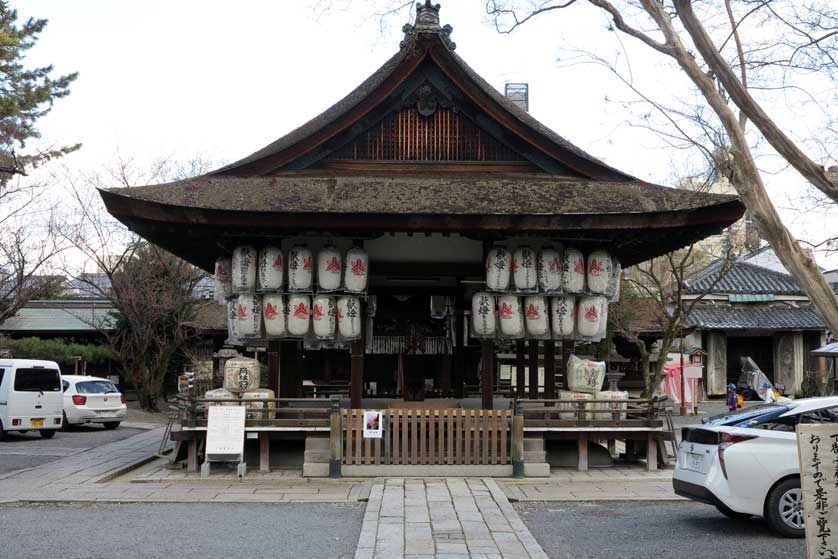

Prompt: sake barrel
[
  {"left": 312, "top": 295, "right": 337, "bottom": 338},
  {"left": 236, "top": 293, "right": 262, "bottom": 338},
  {"left": 512, "top": 246, "right": 537, "bottom": 291},
  {"left": 498, "top": 295, "right": 524, "bottom": 337},
  {"left": 557, "top": 390, "right": 592, "bottom": 420},
  {"left": 317, "top": 246, "right": 342, "bottom": 291},
  {"left": 337, "top": 296, "right": 362, "bottom": 338},
  {"left": 485, "top": 246, "right": 511, "bottom": 291},
  {"left": 524, "top": 295, "right": 549, "bottom": 337},
  {"left": 262, "top": 294, "right": 286, "bottom": 337},
  {"left": 562, "top": 247, "right": 586, "bottom": 293},
  {"left": 608, "top": 257, "right": 622, "bottom": 302},
  {"left": 287, "top": 294, "right": 311, "bottom": 336},
  {"left": 566, "top": 354, "right": 606, "bottom": 394},
  {"left": 223, "top": 357, "right": 261, "bottom": 393},
  {"left": 231, "top": 245, "right": 257, "bottom": 293},
  {"left": 204, "top": 388, "right": 237, "bottom": 407},
  {"left": 287, "top": 245, "right": 313, "bottom": 291},
  {"left": 577, "top": 295, "right": 605, "bottom": 338},
  {"left": 226, "top": 300, "right": 239, "bottom": 340},
  {"left": 592, "top": 390, "right": 628, "bottom": 421},
  {"left": 537, "top": 247, "right": 562, "bottom": 292},
  {"left": 550, "top": 295, "right": 576, "bottom": 338},
  {"left": 586, "top": 250, "right": 612, "bottom": 294},
  {"left": 258, "top": 246, "right": 284, "bottom": 291},
  {"left": 213, "top": 257, "right": 233, "bottom": 303},
  {"left": 242, "top": 388, "right": 276, "bottom": 420},
  {"left": 471, "top": 292, "right": 496, "bottom": 337},
  {"left": 344, "top": 247, "right": 369, "bottom": 293}
]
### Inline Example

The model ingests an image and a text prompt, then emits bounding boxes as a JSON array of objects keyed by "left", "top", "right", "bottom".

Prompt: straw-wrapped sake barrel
[
  {"left": 512, "top": 246, "right": 537, "bottom": 291},
  {"left": 524, "top": 295, "right": 549, "bottom": 337},
  {"left": 223, "top": 357, "right": 261, "bottom": 393},
  {"left": 537, "top": 246, "right": 562, "bottom": 293},
  {"left": 236, "top": 293, "right": 262, "bottom": 338},
  {"left": 317, "top": 246, "right": 342, "bottom": 291},
  {"left": 204, "top": 388, "right": 237, "bottom": 407},
  {"left": 288, "top": 246, "right": 313, "bottom": 291},
  {"left": 312, "top": 295, "right": 336, "bottom": 338},
  {"left": 287, "top": 294, "right": 311, "bottom": 336},
  {"left": 258, "top": 246, "right": 284, "bottom": 291},
  {"left": 344, "top": 247, "right": 369, "bottom": 293},
  {"left": 485, "top": 246, "right": 511, "bottom": 291},
  {"left": 242, "top": 388, "right": 276, "bottom": 420},
  {"left": 562, "top": 248, "right": 586, "bottom": 293},
  {"left": 231, "top": 246, "right": 257, "bottom": 293},
  {"left": 586, "top": 250, "right": 612, "bottom": 294},
  {"left": 262, "top": 294, "right": 286, "bottom": 337},
  {"left": 498, "top": 295, "right": 524, "bottom": 337},
  {"left": 471, "top": 292, "right": 496, "bottom": 337}
]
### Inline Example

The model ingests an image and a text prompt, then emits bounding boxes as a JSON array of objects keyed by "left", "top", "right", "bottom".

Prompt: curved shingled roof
[{"left": 687, "top": 260, "right": 803, "bottom": 295}]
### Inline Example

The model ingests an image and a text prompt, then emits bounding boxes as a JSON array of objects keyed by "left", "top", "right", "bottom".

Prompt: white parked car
[
  {"left": 61, "top": 375, "right": 127, "bottom": 429},
  {"left": 0, "top": 359, "right": 64, "bottom": 439},
  {"left": 673, "top": 396, "right": 838, "bottom": 538}
]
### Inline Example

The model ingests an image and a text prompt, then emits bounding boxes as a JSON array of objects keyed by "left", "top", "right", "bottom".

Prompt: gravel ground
[
  {"left": 516, "top": 501, "right": 803, "bottom": 559},
  {"left": 0, "top": 502, "right": 364, "bottom": 559}
]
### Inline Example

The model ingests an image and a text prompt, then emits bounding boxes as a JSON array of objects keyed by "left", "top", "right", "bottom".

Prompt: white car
[
  {"left": 673, "top": 396, "right": 838, "bottom": 538},
  {"left": 61, "top": 375, "right": 127, "bottom": 429}
]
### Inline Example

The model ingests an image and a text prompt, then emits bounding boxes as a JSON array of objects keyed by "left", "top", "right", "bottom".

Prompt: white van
[{"left": 0, "top": 359, "right": 64, "bottom": 440}]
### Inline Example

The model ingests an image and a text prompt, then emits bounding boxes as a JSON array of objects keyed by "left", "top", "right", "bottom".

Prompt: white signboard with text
[
  {"left": 797, "top": 423, "right": 838, "bottom": 559},
  {"left": 206, "top": 406, "right": 246, "bottom": 461},
  {"left": 363, "top": 411, "right": 383, "bottom": 439}
]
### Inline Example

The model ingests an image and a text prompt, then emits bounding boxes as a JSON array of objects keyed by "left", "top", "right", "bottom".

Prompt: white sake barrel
[
  {"left": 550, "top": 295, "right": 576, "bottom": 338},
  {"left": 287, "top": 294, "right": 311, "bottom": 336},
  {"left": 586, "top": 250, "right": 612, "bottom": 294},
  {"left": 213, "top": 257, "right": 233, "bottom": 303},
  {"left": 557, "top": 390, "right": 593, "bottom": 420},
  {"left": 227, "top": 300, "right": 239, "bottom": 340},
  {"left": 317, "top": 246, "right": 342, "bottom": 291},
  {"left": 471, "top": 292, "right": 496, "bottom": 337},
  {"left": 236, "top": 293, "right": 262, "bottom": 338},
  {"left": 258, "top": 246, "right": 284, "bottom": 291},
  {"left": 537, "top": 247, "right": 562, "bottom": 292},
  {"left": 262, "top": 294, "right": 286, "bottom": 337},
  {"left": 566, "top": 355, "right": 606, "bottom": 394},
  {"left": 204, "top": 387, "right": 237, "bottom": 407},
  {"left": 287, "top": 245, "right": 313, "bottom": 291},
  {"left": 223, "top": 357, "right": 261, "bottom": 393},
  {"left": 512, "top": 246, "right": 537, "bottom": 291},
  {"left": 344, "top": 247, "right": 369, "bottom": 293},
  {"left": 577, "top": 295, "right": 605, "bottom": 338},
  {"left": 524, "top": 296, "right": 549, "bottom": 337},
  {"left": 485, "top": 246, "right": 511, "bottom": 291},
  {"left": 231, "top": 246, "right": 257, "bottom": 293},
  {"left": 498, "top": 295, "right": 524, "bottom": 337},
  {"left": 312, "top": 295, "right": 337, "bottom": 338},
  {"left": 608, "top": 257, "right": 622, "bottom": 302},
  {"left": 242, "top": 388, "right": 276, "bottom": 419},
  {"left": 337, "top": 296, "right": 362, "bottom": 338},
  {"left": 592, "top": 390, "right": 628, "bottom": 420},
  {"left": 562, "top": 248, "right": 586, "bottom": 293}
]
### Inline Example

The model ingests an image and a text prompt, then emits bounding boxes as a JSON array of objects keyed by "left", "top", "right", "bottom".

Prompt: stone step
[
  {"left": 524, "top": 450, "right": 546, "bottom": 463},
  {"left": 304, "top": 449, "right": 330, "bottom": 463},
  {"left": 523, "top": 437, "right": 545, "bottom": 451},
  {"left": 302, "top": 462, "right": 329, "bottom": 477},
  {"left": 305, "top": 435, "right": 330, "bottom": 451},
  {"left": 524, "top": 462, "right": 550, "bottom": 477}
]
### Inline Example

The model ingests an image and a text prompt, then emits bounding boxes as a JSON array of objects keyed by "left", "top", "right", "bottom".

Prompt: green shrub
[{"left": 0, "top": 336, "right": 114, "bottom": 368}]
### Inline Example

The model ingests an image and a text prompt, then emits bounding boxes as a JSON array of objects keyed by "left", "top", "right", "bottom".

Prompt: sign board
[
  {"left": 363, "top": 411, "right": 383, "bottom": 439},
  {"left": 206, "top": 406, "right": 246, "bottom": 462},
  {"left": 797, "top": 423, "right": 838, "bottom": 558},
  {"left": 682, "top": 365, "right": 703, "bottom": 380}
]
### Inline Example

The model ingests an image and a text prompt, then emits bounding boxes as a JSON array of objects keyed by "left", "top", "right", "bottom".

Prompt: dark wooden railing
[
  {"left": 176, "top": 395, "right": 330, "bottom": 429},
  {"left": 518, "top": 398, "right": 665, "bottom": 429}
]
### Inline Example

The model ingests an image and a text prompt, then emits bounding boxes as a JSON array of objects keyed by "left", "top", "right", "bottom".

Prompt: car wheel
[
  {"left": 765, "top": 478, "right": 805, "bottom": 538},
  {"left": 39, "top": 429, "right": 56, "bottom": 439},
  {"left": 715, "top": 502, "right": 752, "bottom": 520},
  {"left": 0, "top": 419, "right": 6, "bottom": 441},
  {"left": 62, "top": 412, "right": 72, "bottom": 430},
  {"left": 103, "top": 422, "right": 120, "bottom": 430}
]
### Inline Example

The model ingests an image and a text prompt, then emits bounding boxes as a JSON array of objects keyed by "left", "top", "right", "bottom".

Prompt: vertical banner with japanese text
[{"left": 797, "top": 424, "right": 838, "bottom": 559}]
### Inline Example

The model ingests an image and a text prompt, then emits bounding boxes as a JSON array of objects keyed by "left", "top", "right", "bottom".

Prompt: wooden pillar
[
  {"left": 259, "top": 432, "right": 270, "bottom": 472},
  {"left": 544, "top": 340, "right": 556, "bottom": 399},
  {"left": 278, "top": 340, "right": 295, "bottom": 398},
  {"left": 515, "top": 340, "right": 526, "bottom": 399},
  {"left": 562, "top": 340, "right": 575, "bottom": 390},
  {"left": 267, "top": 340, "right": 280, "bottom": 395},
  {"left": 481, "top": 340, "right": 494, "bottom": 410},
  {"left": 528, "top": 340, "right": 539, "bottom": 399},
  {"left": 350, "top": 339, "right": 364, "bottom": 409},
  {"left": 453, "top": 282, "right": 465, "bottom": 399},
  {"left": 441, "top": 354, "right": 451, "bottom": 396}
]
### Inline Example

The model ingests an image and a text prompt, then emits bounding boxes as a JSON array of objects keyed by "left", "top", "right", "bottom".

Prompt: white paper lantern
[
  {"left": 227, "top": 300, "right": 239, "bottom": 340},
  {"left": 512, "top": 246, "right": 537, "bottom": 291},
  {"left": 550, "top": 296, "right": 576, "bottom": 338},
  {"left": 344, "top": 247, "right": 369, "bottom": 293},
  {"left": 214, "top": 257, "right": 233, "bottom": 304},
  {"left": 485, "top": 246, "right": 511, "bottom": 291},
  {"left": 577, "top": 295, "right": 606, "bottom": 338},
  {"left": 586, "top": 250, "right": 612, "bottom": 294},
  {"left": 498, "top": 295, "right": 524, "bottom": 337},
  {"left": 262, "top": 294, "right": 286, "bottom": 337},
  {"left": 337, "top": 296, "right": 362, "bottom": 338},
  {"left": 287, "top": 245, "right": 313, "bottom": 291},
  {"left": 236, "top": 293, "right": 262, "bottom": 338},
  {"left": 287, "top": 294, "right": 311, "bottom": 336},
  {"left": 471, "top": 292, "right": 496, "bottom": 337},
  {"left": 312, "top": 295, "right": 337, "bottom": 339},
  {"left": 562, "top": 248, "right": 586, "bottom": 293},
  {"left": 596, "top": 299, "right": 609, "bottom": 341},
  {"left": 317, "top": 246, "right": 342, "bottom": 291},
  {"left": 258, "top": 246, "right": 284, "bottom": 291},
  {"left": 608, "top": 257, "right": 622, "bottom": 303},
  {"left": 231, "top": 246, "right": 257, "bottom": 293},
  {"left": 537, "top": 247, "right": 562, "bottom": 293},
  {"left": 524, "top": 295, "right": 549, "bottom": 337}
]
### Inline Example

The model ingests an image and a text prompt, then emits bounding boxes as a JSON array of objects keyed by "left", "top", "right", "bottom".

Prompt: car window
[
  {"left": 704, "top": 403, "right": 789, "bottom": 425},
  {"left": 75, "top": 381, "right": 118, "bottom": 394},
  {"left": 0, "top": 368, "right": 4, "bottom": 387},
  {"left": 13, "top": 368, "right": 61, "bottom": 392},
  {"left": 62, "top": 380, "right": 69, "bottom": 392},
  {"left": 799, "top": 406, "right": 838, "bottom": 424},
  {"left": 752, "top": 415, "right": 799, "bottom": 432},
  {"left": 734, "top": 407, "right": 791, "bottom": 428}
]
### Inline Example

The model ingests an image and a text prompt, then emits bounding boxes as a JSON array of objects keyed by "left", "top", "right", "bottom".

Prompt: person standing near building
[{"left": 727, "top": 383, "right": 739, "bottom": 412}]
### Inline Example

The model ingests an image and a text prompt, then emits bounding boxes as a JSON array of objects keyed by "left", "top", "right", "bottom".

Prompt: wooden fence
[{"left": 341, "top": 409, "right": 512, "bottom": 466}]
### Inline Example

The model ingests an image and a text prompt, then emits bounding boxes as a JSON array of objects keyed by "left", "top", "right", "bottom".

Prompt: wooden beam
[
  {"left": 544, "top": 340, "right": 556, "bottom": 399},
  {"left": 562, "top": 340, "right": 575, "bottom": 390},
  {"left": 529, "top": 340, "right": 539, "bottom": 399},
  {"left": 516, "top": 340, "right": 526, "bottom": 399},
  {"left": 453, "top": 281, "right": 465, "bottom": 399},
  {"left": 267, "top": 340, "right": 280, "bottom": 395},
  {"left": 481, "top": 340, "right": 494, "bottom": 410},
  {"left": 350, "top": 339, "right": 364, "bottom": 409}
]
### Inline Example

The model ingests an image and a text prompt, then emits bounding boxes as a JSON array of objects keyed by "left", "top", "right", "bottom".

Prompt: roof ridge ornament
[{"left": 400, "top": 0, "right": 456, "bottom": 51}]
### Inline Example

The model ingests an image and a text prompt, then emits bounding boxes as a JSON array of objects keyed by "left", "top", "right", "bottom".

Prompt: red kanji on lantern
[
  {"left": 510, "top": 259, "right": 519, "bottom": 273},
  {"left": 237, "top": 304, "right": 247, "bottom": 320},
  {"left": 574, "top": 258, "right": 585, "bottom": 274},
  {"left": 325, "top": 257, "right": 339, "bottom": 273},
  {"left": 570, "top": 307, "right": 577, "bottom": 320},
  {"left": 526, "top": 304, "right": 540, "bottom": 319},
  {"left": 500, "top": 302, "right": 514, "bottom": 318},
  {"left": 294, "top": 303, "right": 308, "bottom": 318},
  {"left": 303, "top": 256, "right": 313, "bottom": 272},
  {"left": 337, "top": 307, "right": 344, "bottom": 320},
  {"left": 584, "top": 305, "right": 599, "bottom": 322},
  {"left": 313, "top": 304, "right": 323, "bottom": 319},
  {"left": 264, "top": 303, "right": 278, "bottom": 320},
  {"left": 272, "top": 255, "right": 283, "bottom": 270},
  {"left": 589, "top": 258, "right": 604, "bottom": 276},
  {"left": 351, "top": 258, "right": 366, "bottom": 276},
  {"left": 548, "top": 257, "right": 560, "bottom": 273}
]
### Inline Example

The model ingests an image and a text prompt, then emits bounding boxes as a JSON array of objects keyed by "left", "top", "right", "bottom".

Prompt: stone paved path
[{"left": 354, "top": 478, "right": 548, "bottom": 559}]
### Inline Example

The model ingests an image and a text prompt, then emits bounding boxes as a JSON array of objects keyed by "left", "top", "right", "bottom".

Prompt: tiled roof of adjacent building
[
  {"left": 686, "top": 306, "right": 824, "bottom": 330},
  {"left": 686, "top": 260, "right": 803, "bottom": 295}
]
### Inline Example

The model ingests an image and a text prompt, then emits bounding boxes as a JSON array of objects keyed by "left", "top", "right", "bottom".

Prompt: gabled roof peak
[{"left": 401, "top": 1, "right": 456, "bottom": 50}]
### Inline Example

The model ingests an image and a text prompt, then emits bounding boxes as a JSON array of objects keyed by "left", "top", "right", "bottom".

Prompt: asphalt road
[
  {"left": 0, "top": 502, "right": 363, "bottom": 559},
  {"left": 0, "top": 424, "right": 143, "bottom": 476},
  {"left": 517, "top": 501, "right": 803, "bottom": 559}
]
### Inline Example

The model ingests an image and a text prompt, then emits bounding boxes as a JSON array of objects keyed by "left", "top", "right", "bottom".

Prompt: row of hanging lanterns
[{"left": 228, "top": 293, "right": 363, "bottom": 340}]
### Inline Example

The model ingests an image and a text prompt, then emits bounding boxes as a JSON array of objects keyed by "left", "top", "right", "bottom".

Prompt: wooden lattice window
[{"left": 330, "top": 108, "right": 524, "bottom": 162}]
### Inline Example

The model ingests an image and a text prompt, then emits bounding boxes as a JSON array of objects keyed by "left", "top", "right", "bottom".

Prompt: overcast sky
[{"left": 15, "top": 0, "right": 838, "bottom": 269}]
